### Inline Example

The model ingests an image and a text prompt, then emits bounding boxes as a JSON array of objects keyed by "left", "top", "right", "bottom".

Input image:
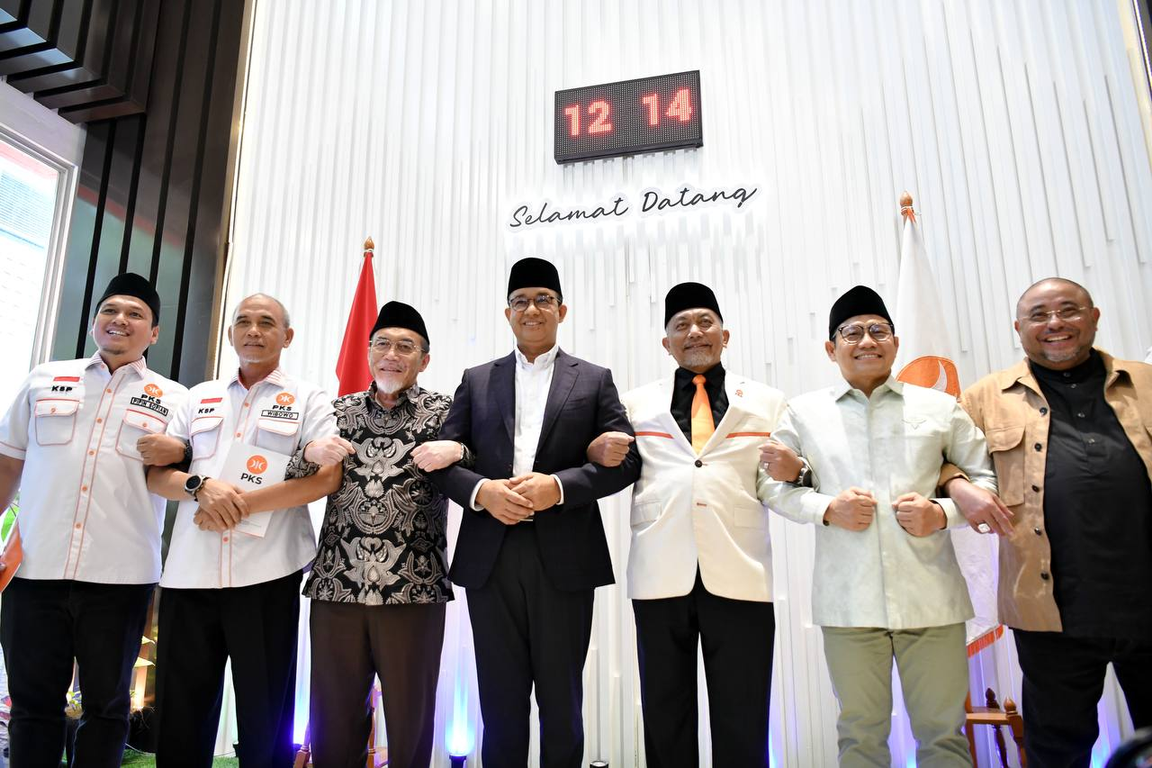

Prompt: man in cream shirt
[
  {"left": 588, "top": 282, "right": 785, "bottom": 768},
  {"left": 761, "top": 285, "right": 997, "bottom": 767}
]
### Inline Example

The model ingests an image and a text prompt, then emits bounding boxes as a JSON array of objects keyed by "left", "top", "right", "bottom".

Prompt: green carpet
[{"left": 119, "top": 750, "right": 238, "bottom": 767}]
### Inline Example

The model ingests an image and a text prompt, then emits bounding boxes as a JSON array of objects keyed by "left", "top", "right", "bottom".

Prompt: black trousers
[
  {"left": 632, "top": 572, "right": 776, "bottom": 768},
  {"left": 308, "top": 600, "right": 446, "bottom": 768},
  {"left": 154, "top": 570, "right": 302, "bottom": 768},
  {"left": 0, "top": 577, "right": 153, "bottom": 768},
  {"left": 466, "top": 524, "right": 595, "bottom": 768},
  {"left": 1014, "top": 629, "right": 1152, "bottom": 768}
]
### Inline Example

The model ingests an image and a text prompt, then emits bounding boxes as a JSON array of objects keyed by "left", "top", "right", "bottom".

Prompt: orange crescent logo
[
  {"left": 275, "top": 392, "right": 295, "bottom": 406},
  {"left": 897, "top": 356, "right": 961, "bottom": 397},
  {"left": 144, "top": 384, "right": 163, "bottom": 397},
  {"left": 246, "top": 455, "right": 269, "bottom": 475}
]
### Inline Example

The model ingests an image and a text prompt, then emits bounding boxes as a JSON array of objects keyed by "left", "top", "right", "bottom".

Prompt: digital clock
[{"left": 554, "top": 70, "right": 703, "bottom": 163}]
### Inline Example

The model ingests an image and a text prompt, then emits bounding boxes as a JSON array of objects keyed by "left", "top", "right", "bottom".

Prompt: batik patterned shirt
[{"left": 300, "top": 383, "right": 461, "bottom": 605}]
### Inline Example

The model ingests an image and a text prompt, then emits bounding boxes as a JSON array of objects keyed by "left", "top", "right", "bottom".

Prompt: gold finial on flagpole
[
  {"left": 363, "top": 237, "right": 375, "bottom": 252},
  {"left": 899, "top": 192, "right": 916, "bottom": 224}
]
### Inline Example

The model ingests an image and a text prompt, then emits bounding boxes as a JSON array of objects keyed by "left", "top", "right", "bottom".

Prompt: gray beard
[
  {"left": 681, "top": 348, "right": 718, "bottom": 370},
  {"left": 1040, "top": 343, "right": 1089, "bottom": 364},
  {"left": 374, "top": 374, "right": 406, "bottom": 395}
]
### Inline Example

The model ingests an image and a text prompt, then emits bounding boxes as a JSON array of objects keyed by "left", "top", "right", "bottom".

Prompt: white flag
[{"left": 893, "top": 211, "right": 1000, "bottom": 649}]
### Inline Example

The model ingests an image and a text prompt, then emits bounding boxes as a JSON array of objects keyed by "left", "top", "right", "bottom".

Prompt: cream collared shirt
[
  {"left": 760, "top": 377, "right": 997, "bottom": 629},
  {"left": 0, "top": 353, "right": 187, "bottom": 583}
]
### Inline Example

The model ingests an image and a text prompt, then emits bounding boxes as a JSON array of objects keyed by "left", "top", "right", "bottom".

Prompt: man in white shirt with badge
[
  {"left": 587, "top": 282, "right": 786, "bottom": 768},
  {"left": 761, "top": 285, "right": 998, "bottom": 767},
  {"left": 146, "top": 294, "right": 345, "bottom": 768},
  {"left": 0, "top": 273, "right": 188, "bottom": 768}
]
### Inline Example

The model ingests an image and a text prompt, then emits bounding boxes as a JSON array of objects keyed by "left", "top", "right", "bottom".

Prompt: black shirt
[
  {"left": 1032, "top": 351, "right": 1152, "bottom": 639},
  {"left": 671, "top": 363, "right": 729, "bottom": 442},
  {"left": 298, "top": 383, "right": 463, "bottom": 605}
]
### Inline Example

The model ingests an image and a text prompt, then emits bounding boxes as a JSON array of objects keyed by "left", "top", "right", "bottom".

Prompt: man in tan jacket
[{"left": 946, "top": 277, "right": 1152, "bottom": 768}]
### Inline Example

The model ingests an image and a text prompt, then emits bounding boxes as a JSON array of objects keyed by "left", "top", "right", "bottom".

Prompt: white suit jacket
[{"left": 622, "top": 373, "right": 786, "bottom": 601}]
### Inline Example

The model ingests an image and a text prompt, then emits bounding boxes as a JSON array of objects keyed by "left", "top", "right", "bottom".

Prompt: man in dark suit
[{"left": 431, "top": 257, "right": 640, "bottom": 768}]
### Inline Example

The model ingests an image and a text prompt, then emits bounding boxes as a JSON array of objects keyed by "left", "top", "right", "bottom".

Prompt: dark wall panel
[
  {"left": 51, "top": 0, "right": 247, "bottom": 385},
  {"left": 0, "top": 0, "right": 158, "bottom": 121}
]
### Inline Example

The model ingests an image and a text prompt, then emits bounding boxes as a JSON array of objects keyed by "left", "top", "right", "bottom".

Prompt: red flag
[{"left": 335, "top": 238, "right": 378, "bottom": 396}]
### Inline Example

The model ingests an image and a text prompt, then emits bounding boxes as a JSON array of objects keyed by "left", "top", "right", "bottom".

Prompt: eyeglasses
[
  {"left": 508, "top": 294, "right": 559, "bottom": 312},
  {"left": 369, "top": 338, "right": 423, "bottom": 356},
  {"left": 1019, "top": 306, "right": 1090, "bottom": 326},
  {"left": 836, "top": 322, "right": 894, "bottom": 344}
]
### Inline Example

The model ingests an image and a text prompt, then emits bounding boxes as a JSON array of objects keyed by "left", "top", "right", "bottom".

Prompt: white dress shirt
[
  {"left": 160, "top": 368, "right": 335, "bottom": 589},
  {"left": 0, "top": 354, "right": 187, "bottom": 583},
  {"left": 469, "top": 344, "right": 564, "bottom": 511},
  {"left": 760, "top": 377, "right": 997, "bottom": 630}
]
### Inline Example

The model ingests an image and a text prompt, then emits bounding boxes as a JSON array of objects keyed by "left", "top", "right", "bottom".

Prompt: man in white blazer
[{"left": 588, "top": 282, "right": 785, "bottom": 768}]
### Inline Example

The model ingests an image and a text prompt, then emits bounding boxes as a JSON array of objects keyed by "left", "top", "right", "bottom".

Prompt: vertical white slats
[{"left": 225, "top": 2, "right": 1152, "bottom": 765}]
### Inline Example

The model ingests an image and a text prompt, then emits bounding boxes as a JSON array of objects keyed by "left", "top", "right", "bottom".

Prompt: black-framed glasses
[
  {"left": 369, "top": 338, "right": 422, "bottom": 356},
  {"left": 836, "top": 322, "right": 894, "bottom": 344},
  {"left": 508, "top": 294, "right": 560, "bottom": 312},
  {"left": 1019, "top": 305, "right": 1090, "bottom": 326}
]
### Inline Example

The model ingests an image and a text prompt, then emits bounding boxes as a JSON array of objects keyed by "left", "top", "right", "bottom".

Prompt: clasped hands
[
  {"left": 192, "top": 478, "right": 250, "bottom": 532},
  {"left": 477, "top": 473, "right": 561, "bottom": 525}
]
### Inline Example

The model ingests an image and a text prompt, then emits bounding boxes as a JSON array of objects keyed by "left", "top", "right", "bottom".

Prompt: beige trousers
[{"left": 821, "top": 623, "right": 971, "bottom": 768}]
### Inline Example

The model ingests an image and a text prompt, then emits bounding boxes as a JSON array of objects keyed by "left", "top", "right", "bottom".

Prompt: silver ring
[{"left": 977, "top": 523, "right": 991, "bottom": 534}]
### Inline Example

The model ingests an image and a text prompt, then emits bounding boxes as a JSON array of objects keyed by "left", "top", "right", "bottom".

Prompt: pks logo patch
[
  {"left": 241, "top": 454, "right": 269, "bottom": 484},
  {"left": 275, "top": 392, "right": 295, "bottom": 406},
  {"left": 144, "top": 383, "right": 164, "bottom": 398}
]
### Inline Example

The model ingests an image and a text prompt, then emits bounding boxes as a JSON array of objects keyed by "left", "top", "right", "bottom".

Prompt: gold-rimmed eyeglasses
[
  {"left": 1019, "top": 306, "right": 1090, "bottom": 326},
  {"left": 369, "top": 338, "right": 423, "bottom": 356}
]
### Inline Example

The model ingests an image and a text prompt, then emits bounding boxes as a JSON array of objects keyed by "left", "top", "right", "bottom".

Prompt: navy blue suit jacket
[{"left": 432, "top": 349, "right": 640, "bottom": 591}]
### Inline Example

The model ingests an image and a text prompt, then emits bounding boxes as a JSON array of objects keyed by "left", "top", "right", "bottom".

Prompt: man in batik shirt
[{"left": 298, "top": 301, "right": 467, "bottom": 768}]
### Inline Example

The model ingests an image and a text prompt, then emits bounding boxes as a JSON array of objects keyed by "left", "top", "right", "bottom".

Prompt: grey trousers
[{"left": 821, "top": 623, "right": 970, "bottom": 768}]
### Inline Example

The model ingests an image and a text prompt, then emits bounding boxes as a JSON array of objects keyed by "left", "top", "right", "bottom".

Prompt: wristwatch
[{"left": 183, "top": 474, "right": 208, "bottom": 501}]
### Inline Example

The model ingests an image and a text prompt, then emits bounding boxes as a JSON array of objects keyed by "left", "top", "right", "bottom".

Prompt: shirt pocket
[
  {"left": 984, "top": 424, "right": 1026, "bottom": 507},
  {"left": 33, "top": 398, "right": 81, "bottom": 446},
  {"left": 116, "top": 408, "right": 168, "bottom": 461},
  {"left": 255, "top": 416, "right": 301, "bottom": 456},
  {"left": 189, "top": 415, "right": 225, "bottom": 460}
]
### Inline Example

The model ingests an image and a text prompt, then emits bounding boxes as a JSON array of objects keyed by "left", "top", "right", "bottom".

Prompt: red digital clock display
[{"left": 554, "top": 70, "right": 703, "bottom": 163}]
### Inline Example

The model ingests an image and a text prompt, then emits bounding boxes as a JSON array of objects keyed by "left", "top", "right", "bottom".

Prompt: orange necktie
[{"left": 691, "top": 374, "right": 714, "bottom": 454}]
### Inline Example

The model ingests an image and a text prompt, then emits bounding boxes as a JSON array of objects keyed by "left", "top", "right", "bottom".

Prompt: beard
[
  {"left": 680, "top": 347, "right": 717, "bottom": 370},
  {"left": 374, "top": 373, "right": 407, "bottom": 395},
  {"left": 1038, "top": 340, "right": 1090, "bottom": 365}
]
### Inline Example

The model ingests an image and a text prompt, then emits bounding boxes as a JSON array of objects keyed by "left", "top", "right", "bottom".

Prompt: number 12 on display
[{"left": 563, "top": 88, "right": 694, "bottom": 137}]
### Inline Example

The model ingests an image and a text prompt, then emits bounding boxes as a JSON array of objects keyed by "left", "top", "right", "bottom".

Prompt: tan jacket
[{"left": 958, "top": 350, "right": 1152, "bottom": 632}]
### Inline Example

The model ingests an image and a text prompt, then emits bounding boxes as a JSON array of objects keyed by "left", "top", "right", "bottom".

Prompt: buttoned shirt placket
[
  {"left": 218, "top": 370, "right": 281, "bottom": 587},
  {"left": 64, "top": 355, "right": 145, "bottom": 580}
]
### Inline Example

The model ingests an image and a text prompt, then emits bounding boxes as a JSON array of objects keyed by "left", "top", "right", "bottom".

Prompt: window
[{"left": 0, "top": 128, "right": 75, "bottom": 409}]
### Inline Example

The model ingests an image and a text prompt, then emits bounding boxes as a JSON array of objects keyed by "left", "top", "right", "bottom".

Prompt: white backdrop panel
[{"left": 225, "top": 1, "right": 1152, "bottom": 766}]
